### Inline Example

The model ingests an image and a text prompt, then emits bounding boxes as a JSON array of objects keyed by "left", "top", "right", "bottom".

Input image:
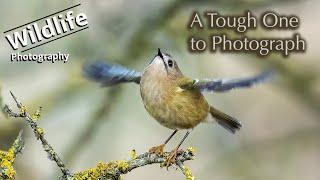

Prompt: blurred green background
[{"left": 0, "top": 0, "right": 319, "bottom": 179}]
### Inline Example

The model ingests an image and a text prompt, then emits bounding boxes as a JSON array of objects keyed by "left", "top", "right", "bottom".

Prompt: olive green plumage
[{"left": 140, "top": 52, "right": 241, "bottom": 132}]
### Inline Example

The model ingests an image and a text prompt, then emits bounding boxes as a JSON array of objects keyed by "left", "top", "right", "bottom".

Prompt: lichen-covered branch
[
  {"left": 3, "top": 91, "right": 70, "bottom": 177},
  {"left": 72, "top": 148, "right": 195, "bottom": 180},
  {"left": 0, "top": 131, "right": 24, "bottom": 180}
]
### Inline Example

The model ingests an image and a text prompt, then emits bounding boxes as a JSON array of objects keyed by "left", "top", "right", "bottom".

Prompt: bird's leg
[
  {"left": 164, "top": 131, "right": 190, "bottom": 167},
  {"left": 149, "top": 129, "right": 178, "bottom": 156}
]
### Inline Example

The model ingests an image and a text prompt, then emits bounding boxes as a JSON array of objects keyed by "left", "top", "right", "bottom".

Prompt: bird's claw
[
  {"left": 149, "top": 144, "right": 165, "bottom": 156},
  {"left": 164, "top": 148, "right": 179, "bottom": 168}
]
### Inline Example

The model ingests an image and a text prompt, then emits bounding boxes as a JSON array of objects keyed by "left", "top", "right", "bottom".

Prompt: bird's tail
[{"left": 209, "top": 106, "right": 242, "bottom": 134}]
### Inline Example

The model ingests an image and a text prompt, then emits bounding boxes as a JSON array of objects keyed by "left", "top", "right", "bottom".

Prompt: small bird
[{"left": 83, "top": 49, "right": 272, "bottom": 166}]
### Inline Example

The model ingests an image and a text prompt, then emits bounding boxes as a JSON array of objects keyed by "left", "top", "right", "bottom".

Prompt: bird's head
[{"left": 145, "top": 48, "right": 183, "bottom": 79}]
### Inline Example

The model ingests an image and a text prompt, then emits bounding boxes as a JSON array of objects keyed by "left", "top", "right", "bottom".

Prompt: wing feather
[
  {"left": 194, "top": 70, "right": 273, "bottom": 92},
  {"left": 83, "top": 61, "right": 141, "bottom": 86}
]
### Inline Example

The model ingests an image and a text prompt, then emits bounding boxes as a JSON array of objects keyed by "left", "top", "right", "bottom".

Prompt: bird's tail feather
[{"left": 209, "top": 106, "right": 242, "bottom": 134}]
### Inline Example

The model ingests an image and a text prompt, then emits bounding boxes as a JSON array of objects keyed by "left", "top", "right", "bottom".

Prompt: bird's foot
[
  {"left": 164, "top": 148, "right": 179, "bottom": 168},
  {"left": 149, "top": 144, "right": 165, "bottom": 156}
]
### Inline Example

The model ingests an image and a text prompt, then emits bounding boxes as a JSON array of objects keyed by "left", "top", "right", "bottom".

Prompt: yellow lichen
[
  {"left": 73, "top": 160, "right": 128, "bottom": 179},
  {"left": 182, "top": 166, "right": 195, "bottom": 180},
  {"left": 31, "top": 107, "right": 42, "bottom": 121},
  {"left": 73, "top": 166, "right": 103, "bottom": 180},
  {"left": 6, "top": 149, "right": 14, "bottom": 160},
  {"left": 0, "top": 150, "right": 7, "bottom": 157},
  {"left": 0, "top": 147, "right": 17, "bottom": 180},
  {"left": 0, "top": 131, "right": 23, "bottom": 180},
  {"left": 129, "top": 149, "right": 137, "bottom": 160},
  {"left": 1, "top": 159, "right": 11, "bottom": 167},
  {"left": 20, "top": 105, "right": 27, "bottom": 115},
  {"left": 116, "top": 160, "right": 129, "bottom": 172},
  {"left": 186, "top": 147, "right": 196, "bottom": 155},
  {"left": 35, "top": 128, "right": 44, "bottom": 139},
  {"left": 2, "top": 165, "right": 16, "bottom": 179}
]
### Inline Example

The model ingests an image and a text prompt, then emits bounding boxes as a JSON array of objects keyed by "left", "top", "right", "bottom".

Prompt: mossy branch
[
  {"left": 0, "top": 131, "right": 24, "bottom": 180},
  {"left": 2, "top": 91, "right": 195, "bottom": 179}
]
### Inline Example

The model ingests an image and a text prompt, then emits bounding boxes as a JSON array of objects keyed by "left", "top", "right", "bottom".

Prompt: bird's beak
[
  {"left": 158, "top": 48, "right": 164, "bottom": 59},
  {"left": 157, "top": 48, "right": 168, "bottom": 73}
]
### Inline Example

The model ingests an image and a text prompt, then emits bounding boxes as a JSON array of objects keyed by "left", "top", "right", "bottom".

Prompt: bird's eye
[{"left": 167, "top": 59, "right": 173, "bottom": 67}]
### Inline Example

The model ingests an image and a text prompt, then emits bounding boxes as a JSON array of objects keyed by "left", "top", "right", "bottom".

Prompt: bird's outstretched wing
[
  {"left": 83, "top": 61, "right": 141, "bottom": 86},
  {"left": 192, "top": 70, "right": 273, "bottom": 92}
]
